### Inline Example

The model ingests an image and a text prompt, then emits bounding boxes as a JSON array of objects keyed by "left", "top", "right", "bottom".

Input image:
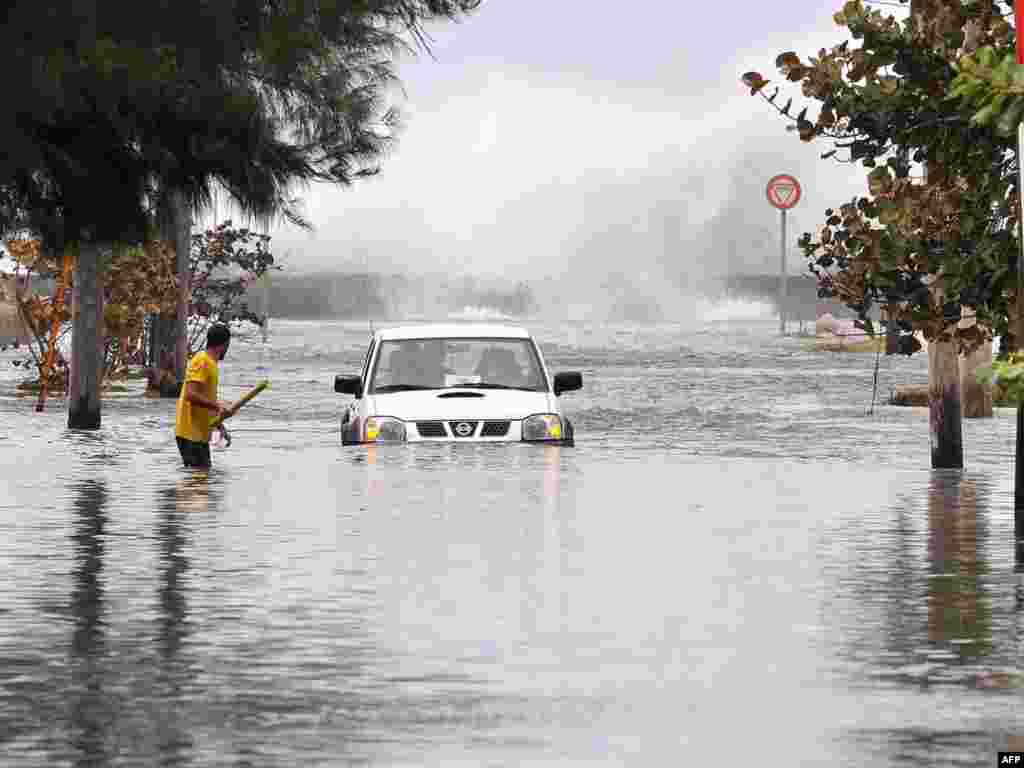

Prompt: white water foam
[
  {"left": 447, "top": 305, "right": 519, "bottom": 322},
  {"left": 695, "top": 296, "right": 776, "bottom": 325}
]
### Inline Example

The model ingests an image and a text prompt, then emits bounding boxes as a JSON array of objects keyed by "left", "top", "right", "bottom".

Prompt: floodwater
[{"left": 2, "top": 303, "right": 1024, "bottom": 767}]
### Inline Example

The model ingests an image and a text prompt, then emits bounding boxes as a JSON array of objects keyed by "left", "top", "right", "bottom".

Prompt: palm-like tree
[{"left": 0, "top": 0, "right": 479, "bottom": 428}]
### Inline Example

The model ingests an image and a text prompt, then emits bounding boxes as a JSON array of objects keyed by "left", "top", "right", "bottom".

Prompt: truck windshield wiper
[
  {"left": 372, "top": 384, "right": 436, "bottom": 392},
  {"left": 457, "top": 383, "right": 537, "bottom": 391}
]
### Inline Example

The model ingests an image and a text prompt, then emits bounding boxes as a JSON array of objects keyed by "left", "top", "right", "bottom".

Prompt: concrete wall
[{"left": 241, "top": 272, "right": 535, "bottom": 320}]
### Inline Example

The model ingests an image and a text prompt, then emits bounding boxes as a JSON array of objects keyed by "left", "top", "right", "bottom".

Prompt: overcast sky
[{"left": 211, "top": 1, "right": 907, "bottom": 292}]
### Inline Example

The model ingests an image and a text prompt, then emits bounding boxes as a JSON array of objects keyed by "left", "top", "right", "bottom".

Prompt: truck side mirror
[
  {"left": 553, "top": 371, "right": 582, "bottom": 396},
  {"left": 334, "top": 375, "right": 363, "bottom": 397}
]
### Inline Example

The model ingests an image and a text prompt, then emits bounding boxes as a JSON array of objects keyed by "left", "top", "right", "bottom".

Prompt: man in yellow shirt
[{"left": 175, "top": 323, "right": 232, "bottom": 468}]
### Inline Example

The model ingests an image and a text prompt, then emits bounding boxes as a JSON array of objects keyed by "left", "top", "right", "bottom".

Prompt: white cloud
[{"left": 471, "top": 109, "right": 498, "bottom": 155}]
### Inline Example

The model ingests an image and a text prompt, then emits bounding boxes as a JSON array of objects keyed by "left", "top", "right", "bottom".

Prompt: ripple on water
[{"left": 0, "top": 319, "right": 1021, "bottom": 766}]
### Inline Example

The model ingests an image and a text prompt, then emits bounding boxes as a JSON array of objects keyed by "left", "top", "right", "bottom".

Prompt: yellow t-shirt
[{"left": 175, "top": 350, "right": 220, "bottom": 443}]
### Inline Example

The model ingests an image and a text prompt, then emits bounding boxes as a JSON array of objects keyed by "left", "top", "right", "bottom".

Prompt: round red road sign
[{"left": 766, "top": 174, "right": 802, "bottom": 210}]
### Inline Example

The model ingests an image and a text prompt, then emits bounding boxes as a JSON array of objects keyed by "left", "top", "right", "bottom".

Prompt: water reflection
[
  {"left": 836, "top": 473, "right": 1017, "bottom": 765},
  {"left": 926, "top": 474, "right": 990, "bottom": 660},
  {"left": 156, "top": 483, "right": 190, "bottom": 662},
  {"left": 68, "top": 479, "right": 111, "bottom": 766},
  {"left": 542, "top": 445, "right": 560, "bottom": 502},
  {"left": 364, "top": 444, "right": 382, "bottom": 498},
  {"left": 64, "top": 476, "right": 212, "bottom": 766},
  {"left": 12, "top": 317, "right": 1024, "bottom": 765},
  {"left": 839, "top": 472, "right": 998, "bottom": 689},
  {"left": 153, "top": 477, "right": 204, "bottom": 766},
  {"left": 852, "top": 728, "right": 999, "bottom": 768},
  {"left": 1017, "top": 536, "right": 1024, "bottom": 617},
  {"left": 541, "top": 445, "right": 571, "bottom": 650}
]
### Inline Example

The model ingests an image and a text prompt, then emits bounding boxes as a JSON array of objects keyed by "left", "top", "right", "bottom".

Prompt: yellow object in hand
[{"left": 211, "top": 379, "right": 270, "bottom": 428}]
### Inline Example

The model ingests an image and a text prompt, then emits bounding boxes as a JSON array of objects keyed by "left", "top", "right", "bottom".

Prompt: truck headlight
[
  {"left": 365, "top": 416, "right": 406, "bottom": 442},
  {"left": 522, "top": 414, "right": 563, "bottom": 441}
]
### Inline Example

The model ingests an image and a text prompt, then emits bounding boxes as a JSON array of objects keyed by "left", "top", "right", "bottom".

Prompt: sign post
[
  {"left": 766, "top": 174, "right": 802, "bottom": 335},
  {"left": 1016, "top": 0, "right": 1024, "bottom": 553},
  {"left": 1018, "top": 0, "right": 1024, "bottom": 65}
]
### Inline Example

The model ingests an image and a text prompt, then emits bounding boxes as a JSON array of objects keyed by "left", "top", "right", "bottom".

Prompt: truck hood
[{"left": 367, "top": 389, "right": 555, "bottom": 421}]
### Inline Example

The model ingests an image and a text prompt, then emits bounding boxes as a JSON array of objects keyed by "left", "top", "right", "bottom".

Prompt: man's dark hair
[{"left": 207, "top": 323, "right": 231, "bottom": 348}]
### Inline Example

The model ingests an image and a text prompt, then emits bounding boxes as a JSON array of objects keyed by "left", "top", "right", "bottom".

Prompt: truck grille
[
  {"left": 480, "top": 421, "right": 511, "bottom": 437},
  {"left": 416, "top": 421, "right": 447, "bottom": 438},
  {"left": 448, "top": 421, "right": 479, "bottom": 438},
  {"left": 415, "top": 421, "right": 511, "bottom": 438}
]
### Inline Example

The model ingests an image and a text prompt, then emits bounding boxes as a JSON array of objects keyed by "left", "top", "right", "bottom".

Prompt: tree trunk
[
  {"left": 146, "top": 189, "right": 191, "bottom": 389},
  {"left": 68, "top": 244, "right": 104, "bottom": 430},
  {"left": 960, "top": 344, "right": 993, "bottom": 418},
  {"left": 171, "top": 190, "right": 191, "bottom": 381},
  {"left": 147, "top": 314, "right": 175, "bottom": 369},
  {"left": 1004, "top": 293, "right": 1020, "bottom": 357},
  {"left": 1015, "top": 290, "right": 1024, "bottom": 354},
  {"left": 882, "top": 306, "right": 899, "bottom": 355},
  {"left": 926, "top": 257, "right": 963, "bottom": 467},
  {"left": 959, "top": 307, "right": 993, "bottom": 418},
  {"left": 261, "top": 273, "right": 270, "bottom": 343},
  {"left": 929, "top": 335, "right": 963, "bottom": 468}
]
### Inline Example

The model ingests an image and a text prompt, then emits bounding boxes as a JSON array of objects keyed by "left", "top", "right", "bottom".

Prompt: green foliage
[
  {"left": 951, "top": 46, "right": 1024, "bottom": 136},
  {"left": 187, "top": 221, "right": 279, "bottom": 353},
  {"left": 745, "top": 0, "right": 1021, "bottom": 354},
  {"left": 977, "top": 354, "right": 1024, "bottom": 403}
]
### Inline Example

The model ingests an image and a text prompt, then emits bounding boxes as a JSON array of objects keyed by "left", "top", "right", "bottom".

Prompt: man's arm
[{"left": 185, "top": 381, "right": 225, "bottom": 415}]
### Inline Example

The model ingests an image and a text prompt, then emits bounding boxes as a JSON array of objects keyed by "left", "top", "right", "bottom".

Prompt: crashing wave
[
  {"left": 447, "top": 305, "right": 518, "bottom": 322},
  {"left": 693, "top": 296, "right": 775, "bottom": 324}
]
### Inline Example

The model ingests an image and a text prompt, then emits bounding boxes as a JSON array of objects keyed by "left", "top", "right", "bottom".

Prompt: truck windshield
[{"left": 369, "top": 338, "right": 547, "bottom": 393}]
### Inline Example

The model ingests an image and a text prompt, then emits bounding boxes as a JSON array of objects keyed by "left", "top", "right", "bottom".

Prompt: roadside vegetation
[
  {"left": 744, "top": 0, "right": 1024, "bottom": 467},
  {"left": 0, "top": 0, "right": 480, "bottom": 426}
]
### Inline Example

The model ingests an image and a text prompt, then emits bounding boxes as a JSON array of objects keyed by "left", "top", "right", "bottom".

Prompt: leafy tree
[
  {"left": 0, "top": 0, "right": 480, "bottom": 428},
  {"left": 5, "top": 224, "right": 275, "bottom": 405},
  {"left": 185, "top": 221, "right": 278, "bottom": 353},
  {"left": 103, "top": 241, "right": 181, "bottom": 376},
  {"left": 741, "top": 0, "right": 1024, "bottom": 468},
  {"left": 743, "top": 0, "right": 1016, "bottom": 354},
  {"left": 2, "top": 238, "right": 180, "bottom": 390},
  {"left": 1, "top": 240, "right": 73, "bottom": 397},
  {"left": 143, "top": 221, "right": 279, "bottom": 397}
]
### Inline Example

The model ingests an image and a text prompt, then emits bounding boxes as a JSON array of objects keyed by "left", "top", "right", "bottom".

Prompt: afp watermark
[{"left": 999, "top": 753, "right": 1024, "bottom": 765}]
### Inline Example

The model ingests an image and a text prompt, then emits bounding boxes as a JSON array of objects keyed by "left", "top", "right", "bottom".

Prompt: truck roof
[{"left": 375, "top": 324, "right": 531, "bottom": 341}]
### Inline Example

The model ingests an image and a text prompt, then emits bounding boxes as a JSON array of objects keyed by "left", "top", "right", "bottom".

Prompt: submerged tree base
[
  {"left": 16, "top": 379, "right": 131, "bottom": 396},
  {"left": 16, "top": 380, "right": 67, "bottom": 394},
  {"left": 891, "top": 382, "right": 1013, "bottom": 408},
  {"left": 67, "top": 398, "right": 100, "bottom": 430},
  {"left": 890, "top": 385, "right": 929, "bottom": 407},
  {"left": 144, "top": 367, "right": 182, "bottom": 398},
  {"left": 803, "top": 334, "right": 886, "bottom": 353}
]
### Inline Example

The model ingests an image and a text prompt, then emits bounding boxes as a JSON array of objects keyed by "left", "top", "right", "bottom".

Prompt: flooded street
[{"left": 2, "top": 307, "right": 1024, "bottom": 766}]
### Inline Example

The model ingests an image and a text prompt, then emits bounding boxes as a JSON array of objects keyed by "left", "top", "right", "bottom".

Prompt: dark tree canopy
[{"left": 0, "top": 0, "right": 480, "bottom": 250}]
